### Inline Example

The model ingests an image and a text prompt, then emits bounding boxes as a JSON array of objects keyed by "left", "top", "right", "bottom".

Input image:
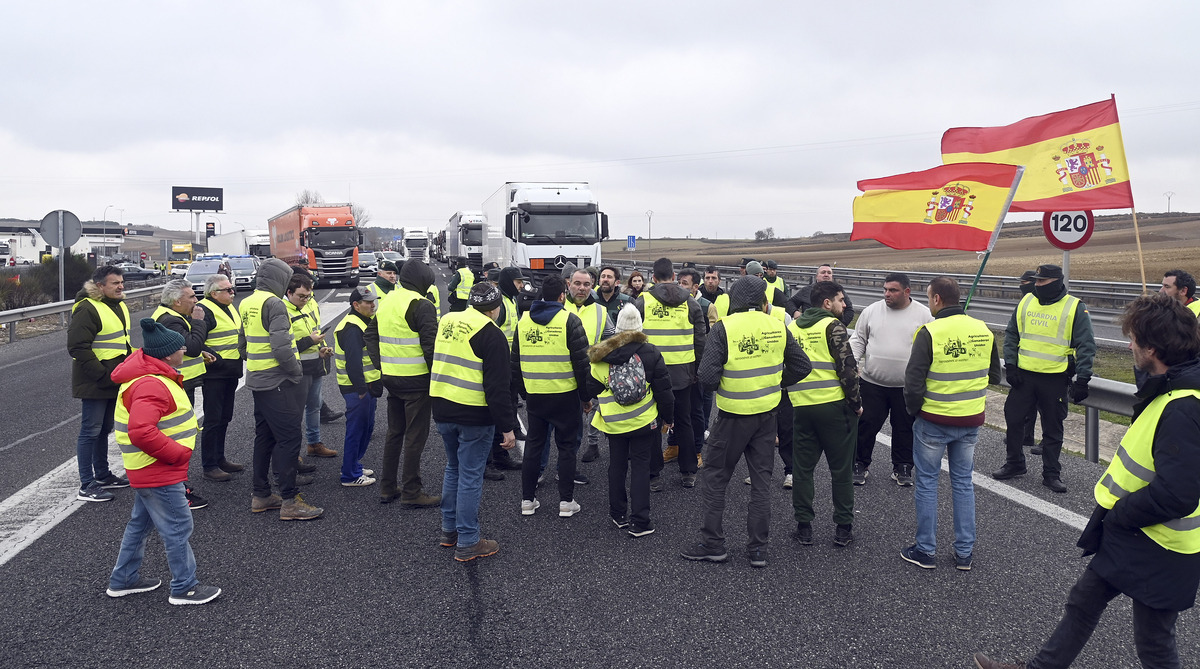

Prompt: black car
[{"left": 115, "top": 263, "right": 159, "bottom": 282}]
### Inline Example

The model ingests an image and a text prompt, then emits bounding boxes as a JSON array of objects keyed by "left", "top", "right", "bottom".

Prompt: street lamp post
[
  {"left": 101, "top": 204, "right": 114, "bottom": 260},
  {"left": 1164, "top": 191, "right": 1176, "bottom": 214},
  {"left": 646, "top": 210, "right": 653, "bottom": 254}
]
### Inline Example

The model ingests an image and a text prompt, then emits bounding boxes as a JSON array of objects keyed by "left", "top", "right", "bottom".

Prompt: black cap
[
  {"left": 1032, "top": 264, "right": 1064, "bottom": 280},
  {"left": 765, "top": 260, "right": 778, "bottom": 269},
  {"left": 1019, "top": 270, "right": 1037, "bottom": 283},
  {"left": 377, "top": 260, "right": 398, "bottom": 273}
]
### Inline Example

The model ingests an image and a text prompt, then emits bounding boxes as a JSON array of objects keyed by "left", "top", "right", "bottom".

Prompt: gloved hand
[
  {"left": 1005, "top": 366, "right": 1023, "bottom": 389},
  {"left": 1069, "top": 380, "right": 1090, "bottom": 404}
]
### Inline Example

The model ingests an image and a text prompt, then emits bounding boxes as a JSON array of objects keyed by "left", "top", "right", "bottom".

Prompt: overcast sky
[{"left": 3, "top": 1, "right": 1197, "bottom": 242}]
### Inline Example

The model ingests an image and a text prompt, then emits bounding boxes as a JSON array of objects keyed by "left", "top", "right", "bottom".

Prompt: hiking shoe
[
  {"left": 307, "top": 442, "right": 338, "bottom": 458},
  {"left": 96, "top": 473, "right": 129, "bottom": 489},
  {"left": 319, "top": 409, "right": 344, "bottom": 423},
  {"left": 1030, "top": 444, "right": 1043, "bottom": 456},
  {"left": 1043, "top": 478, "right": 1068, "bottom": 493},
  {"left": 795, "top": 522, "right": 813, "bottom": 546},
  {"left": 783, "top": 473, "right": 793, "bottom": 489},
  {"left": 186, "top": 488, "right": 209, "bottom": 511},
  {"left": 280, "top": 494, "right": 323, "bottom": 521},
  {"left": 681, "top": 473, "right": 697, "bottom": 488},
  {"left": 663, "top": 445, "right": 679, "bottom": 463},
  {"left": 251, "top": 494, "right": 282, "bottom": 513},
  {"left": 296, "top": 458, "right": 317, "bottom": 474},
  {"left": 853, "top": 462, "right": 868, "bottom": 486},
  {"left": 106, "top": 576, "right": 162, "bottom": 598},
  {"left": 296, "top": 474, "right": 314, "bottom": 486},
  {"left": 748, "top": 548, "right": 768, "bottom": 568},
  {"left": 834, "top": 524, "right": 854, "bottom": 547},
  {"left": 77, "top": 481, "right": 114, "bottom": 503},
  {"left": 400, "top": 492, "right": 441, "bottom": 508},
  {"left": 892, "top": 464, "right": 914, "bottom": 487},
  {"left": 455, "top": 538, "right": 500, "bottom": 562},
  {"left": 900, "top": 544, "right": 936, "bottom": 569},
  {"left": 203, "top": 467, "right": 232, "bottom": 482},
  {"left": 681, "top": 543, "right": 728, "bottom": 563},
  {"left": 649, "top": 476, "right": 664, "bottom": 493},
  {"left": 168, "top": 584, "right": 222, "bottom": 605},
  {"left": 628, "top": 525, "right": 655, "bottom": 538},
  {"left": 521, "top": 499, "right": 540, "bottom": 516},
  {"left": 611, "top": 516, "right": 630, "bottom": 530},
  {"left": 341, "top": 475, "right": 376, "bottom": 487},
  {"left": 581, "top": 443, "right": 600, "bottom": 463},
  {"left": 956, "top": 553, "right": 974, "bottom": 571},
  {"left": 218, "top": 459, "right": 244, "bottom": 473},
  {"left": 485, "top": 467, "right": 506, "bottom": 481},
  {"left": 439, "top": 529, "right": 458, "bottom": 548},
  {"left": 379, "top": 490, "right": 402, "bottom": 504},
  {"left": 573, "top": 472, "right": 589, "bottom": 485},
  {"left": 991, "top": 463, "right": 1026, "bottom": 480},
  {"left": 559, "top": 500, "right": 581, "bottom": 517},
  {"left": 973, "top": 652, "right": 1026, "bottom": 669}
]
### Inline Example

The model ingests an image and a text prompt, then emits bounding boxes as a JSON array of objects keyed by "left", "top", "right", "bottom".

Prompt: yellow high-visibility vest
[
  {"left": 1016, "top": 292, "right": 1080, "bottom": 373},
  {"left": 589, "top": 360, "right": 658, "bottom": 433},
  {"left": 72, "top": 298, "right": 131, "bottom": 361},
  {"left": 566, "top": 300, "right": 606, "bottom": 346},
  {"left": 377, "top": 287, "right": 430, "bottom": 377},
  {"left": 151, "top": 306, "right": 205, "bottom": 384},
  {"left": 334, "top": 314, "right": 381, "bottom": 386},
  {"left": 517, "top": 309, "right": 577, "bottom": 394},
  {"left": 498, "top": 295, "right": 517, "bottom": 348},
  {"left": 1095, "top": 389, "right": 1200, "bottom": 554},
  {"left": 642, "top": 292, "right": 694, "bottom": 365},
  {"left": 918, "top": 314, "right": 993, "bottom": 417},
  {"left": 198, "top": 298, "right": 241, "bottom": 361},
  {"left": 429, "top": 307, "right": 494, "bottom": 406},
  {"left": 1188, "top": 300, "right": 1200, "bottom": 317},
  {"left": 285, "top": 298, "right": 320, "bottom": 362},
  {"left": 241, "top": 290, "right": 299, "bottom": 373},
  {"left": 454, "top": 267, "right": 475, "bottom": 300},
  {"left": 715, "top": 310, "right": 786, "bottom": 415},
  {"left": 114, "top": 374, "right": 196, "bottom": 471},
  {"left": 787, "top": 316, "right": 844, "bottom": 406}
]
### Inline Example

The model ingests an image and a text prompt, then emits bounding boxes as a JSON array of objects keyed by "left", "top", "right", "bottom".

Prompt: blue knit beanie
[{"left": 140, "top": 317, "right": 185, "bottom": 359}]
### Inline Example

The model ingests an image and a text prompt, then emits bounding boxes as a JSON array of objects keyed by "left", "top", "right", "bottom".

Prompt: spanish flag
[
  {"left": 941, "top": 97, "right": 1132, "bottom": 212},
  {"left": 851, "top": 163, "right": 1023, "bottom": 252}
]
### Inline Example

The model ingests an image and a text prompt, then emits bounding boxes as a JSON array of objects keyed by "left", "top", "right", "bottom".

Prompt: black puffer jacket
[
  {"left": 68, "top": 281, "right": 131, "bottom": 399},
  {"left": 584, "top": 330, "right": 674, "bottom": 431}
]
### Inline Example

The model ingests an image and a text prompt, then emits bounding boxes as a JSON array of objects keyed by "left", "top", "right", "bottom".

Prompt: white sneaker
[
  {"left": 362, "top": 468, "right": 375, "bottom": 477},
  {"left": 559, "top": 499, "right": 581, "bottom": 517},
  {"left": 521, "top": 499, "right": 540, "bottom": 516},
  {"left": 341, "top": 475, "right": 376, "bottom": 487},
  {"left": 743, "top": 476, "right": 752, "bottom": 485},
  {"left": 783, "top": 474, "right": 793, "bottom": 489}
]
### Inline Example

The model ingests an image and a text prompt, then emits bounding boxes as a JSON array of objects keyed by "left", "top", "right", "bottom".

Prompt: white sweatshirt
[{"left": 851, "top": 298, "right": 933, "bottom": 388}]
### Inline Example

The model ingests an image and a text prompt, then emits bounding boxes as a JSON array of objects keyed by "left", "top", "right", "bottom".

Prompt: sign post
[{"left": 1042, "top": 210, "right": 1094, "bottom": 286}]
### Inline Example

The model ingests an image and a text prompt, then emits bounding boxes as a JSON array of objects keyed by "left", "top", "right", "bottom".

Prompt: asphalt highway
[{"left": 1, "top": 268, "right": 1193, "bottom": 668}]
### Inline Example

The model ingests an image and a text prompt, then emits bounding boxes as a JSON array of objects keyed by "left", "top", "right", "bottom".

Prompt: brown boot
[
  {"left": 307, "top": 442, "right": 338, "bottom": 458},
  {"left": 297, "top": 457, "right": 317, "bottom": 474},
  {"left": 203, "top": 467, "right": 232, "bottom": 482},
  {"left": 280, "top": 494, "right": 324, "bottom": 521},
  {"left": 400, "top": 491, "right": 442, "bottom": 508},
  {"left": 250, "top": 493, "right": 282, "bottom": 513},
  {"left": 973, "top": 653, "right": 1026, "bottom": 669}
]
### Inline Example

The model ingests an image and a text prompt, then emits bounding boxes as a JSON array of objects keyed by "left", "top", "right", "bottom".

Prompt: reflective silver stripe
[
  {"left": 603, "top": 398, "right": 657, "bottom": 423},
  {"left": 795, "top": 379, "right": 842, "bottom": 390},
  {"left": 716, "top": 386, "right": 781, "bottom": 401},
  {"left": 209, "top": 342, "right": 239, "bottom": 351},
  {"left": 246, "top": 335, "right": 272, "bottom": 343},
  {"left": 522, "top": 354, "right": 571, "bottom": 363},
  {"left": 924, "top": 389, "right": 987, "bottom": 402},
  {"left": 172, "top": 428, "right": 198, "bottom": 441},
  {"left": 430, "top": 373, "right": 484, "bottom": 393},
  {"left": 94, "top": 331, "right": 125, "bottom": 341},
  {"left": 808, "top": 361, "right": 835, "bottom": 371},
  {"left": 1100, "top": 473, "right": 1130, "bottom": 500},
  {"left": 208, "top": 328, "right": 236, "bottom": 338},
  {"left": 299, "top": 350, "right": 320, "bottom": 360},
  {"left": 118, "top": 442, "right": 141, "bottom": 455},
  {"left": 926, "top": 369, "right": 988, "bottom": 382},
  {"left": 363, "top": 362, "right": 377, "bottom": 372},
  {"left": 591, "top": 307, "right": 604, "bottom": 345},
  {"left": 786, "top": 384, "right": 801, "bottom": 394},
  {"left": 380, "top": 335, "right": 420, "bottom": 346},
  {"left": 1018, "top": 347, "right": 1068, "bottom": 363},
  {"left": 178, "top": 358, "right": 203, "bottom": 369},
  {"left": 642, "top": 327, "right": 692, "bottom": 337},
  {"left": 1115, "top": 445, "right": 1157, "bottom": 485},
  {"left": 290, "top": 314, "right": 308, "bottom": 323},
  {"left": 1021, "top": 332, "right": 1068, "bottom": 345},
  {"left": 655, "top": 344, "right": 693, "bottom": 353},
  {"left": 434, "top": 352, "right": 483, "bottom": 371},
  {"left": 722, "top": 363, "right": 784, "bottom": 379},
  {"left": 524, "top": 371, "right": 575, "bottom": 380},
  {"left": 245, "top": 352, "right": 275, "bottom": 360},
  {"left": 92, "top": 342, "right": 127, "bottom": 350},
  {"left": 160, "top": 412, "right": 196, "bottom": 430},
  {"left": 1162, "top": 515, "right": 1200, "bottom": 532},
  {"left": 114, "top": 421, "right": 128, "bottom": 432},
  {"left": 381, "top": 355, "right": 426, "bottom": 365}
]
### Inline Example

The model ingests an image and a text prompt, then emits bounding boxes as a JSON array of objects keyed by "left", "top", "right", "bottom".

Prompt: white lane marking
[
  {"left": 0, "top": 414, "right": 81, "bottom": 453},
  {"left": 0, "top": 303, "right": 353, "bottom": 568},
  {"left": 0, "top": 350, "right": 60, "bottom": 372},
  {"left": 877, "top": 433, "right": 1088, "bottom": 531}
]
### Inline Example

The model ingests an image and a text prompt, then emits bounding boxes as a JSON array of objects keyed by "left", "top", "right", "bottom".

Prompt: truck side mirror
[
  {"left": 601, "top": 213, "right": 609, "bottom": 240},
  {"left": 358, "top": 232, "right": 364, "bottom": 246},
  {"left": 506, "top": 212, "right": 517, "bottom": 240}
]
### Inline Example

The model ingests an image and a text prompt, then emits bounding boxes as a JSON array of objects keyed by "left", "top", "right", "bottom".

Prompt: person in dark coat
[
  {"left": 975, "top": 293, "right": 1200, "bottom": 669},
  {"left": 787, "top": 264, "right": 855, "bottom": 327}
]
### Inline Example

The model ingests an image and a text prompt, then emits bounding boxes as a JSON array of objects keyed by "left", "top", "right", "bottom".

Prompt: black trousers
[
  {"left": 251, "top": 379, "right": 306, "bottom": 500},
  {"left": 608, "top": 427, "right": 656, "bottom": 529},
  {"left": 521, "top": 398, "right": 582, "bottom": 502},
  {"left": 776, "top": 391, "right": 793, "bottom": 474},
  {"left": 200, "top": 376, "right": 238, "bottom": 470},
  {"left": 854, "top": 381, "right": 914, "bottom": 470},
  {"left": 1031, "top": 567, "right": 1180, "bottom": 669},
  {"left": 1003, "top": 371, "right": 1068, "bottom": 479},
  {"left": 651, "top": 384, "right": 695, "bottom": 476}
]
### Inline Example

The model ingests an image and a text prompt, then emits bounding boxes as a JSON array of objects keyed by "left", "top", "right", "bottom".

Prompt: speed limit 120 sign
[{"left": 1042, "top": 210, "right": 1094, "bottom": 250}]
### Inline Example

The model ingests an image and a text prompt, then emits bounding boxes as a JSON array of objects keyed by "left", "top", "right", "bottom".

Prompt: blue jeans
[
  {"left": 76, "top": 398, "right": 116, "bottom": 487},
  {"left": 304, "top": 373, "right": 324, "bottom": 446},
  {"left": 109, "top": 483, "right": 198, "bottom": 595},
  {"left": 341, "top": 392, "right": 377, "bottom": 482},
  {"left": 437, "top": 422, "right": 493, "bottom": 548},
  {"left": 912, "top": 417, "right": 978, "bottom": 557}
]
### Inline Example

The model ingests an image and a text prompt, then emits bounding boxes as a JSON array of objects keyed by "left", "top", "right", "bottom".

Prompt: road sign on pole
[
  {"left": 627, "top": 235, "right": 636, "bottom": 251},
  {"left": 40, "top": 210, "right": 82, "bottom": 248},
  {"left": 1042, "top": 210, "right": 1094, "bottom": 251}
]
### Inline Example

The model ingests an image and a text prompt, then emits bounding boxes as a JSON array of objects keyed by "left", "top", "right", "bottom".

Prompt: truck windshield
[
  {"left": 519, "top": 213, "right": 599, "bottom": 245},
  {"left": 169, "top": 250, "right": 191, "bottom": 261},
  {"left": 0, "top": 243, "right": 10, "bottom": 255},
  {"left": 404, "top": 238, "right": 428, "bottom": 248},
  {"left": 307, "top": 228, "right": 358, "bottom": 249},
  {"left": 462, "top": 226, "right": 484, "bottom": 246}
]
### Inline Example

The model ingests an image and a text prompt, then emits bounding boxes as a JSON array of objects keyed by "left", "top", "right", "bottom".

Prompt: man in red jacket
[{"left": 105, "top": 318, "right": 221, "bottom": 605}]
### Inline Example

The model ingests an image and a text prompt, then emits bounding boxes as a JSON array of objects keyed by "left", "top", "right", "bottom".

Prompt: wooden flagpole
[{"left": 1131, "top": 206, "right": 1148, "bottom": 294}]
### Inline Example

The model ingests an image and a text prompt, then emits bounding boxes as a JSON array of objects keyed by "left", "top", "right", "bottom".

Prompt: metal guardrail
[{"left": 0, "top": 282, "right": 165, "bottom": 343}]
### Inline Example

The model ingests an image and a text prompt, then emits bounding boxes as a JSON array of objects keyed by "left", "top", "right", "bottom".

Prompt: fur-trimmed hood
[{"left": 588, "top": 330, "right": 647, "bottom": 363}]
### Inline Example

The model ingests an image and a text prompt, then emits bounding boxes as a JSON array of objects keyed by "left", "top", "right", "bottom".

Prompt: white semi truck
[
  {"left": 445, "top": 210, "right": 486, "bottom": 271},
  {"left": 480, "top": 182, "right": 608, "bottom": 286},
  {"left": 400, "top": 226, "right": 430, "bottom": 263}
]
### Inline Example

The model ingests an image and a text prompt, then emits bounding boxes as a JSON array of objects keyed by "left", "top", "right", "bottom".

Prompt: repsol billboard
[{"left": 171, "top": 186, "right": 224, "bottom": 212}]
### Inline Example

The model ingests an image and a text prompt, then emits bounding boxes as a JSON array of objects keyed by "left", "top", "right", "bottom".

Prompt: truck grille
[
  {"left": 316, "top": 253, "right": 353, "bottom": 277},
  {"left": 467, "top": 253, "right": 483, "bottom": 271}
]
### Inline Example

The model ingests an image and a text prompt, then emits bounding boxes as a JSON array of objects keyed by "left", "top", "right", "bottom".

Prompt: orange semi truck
[{"left": 268, "top": 204, "right": 362, "bottom": 287}]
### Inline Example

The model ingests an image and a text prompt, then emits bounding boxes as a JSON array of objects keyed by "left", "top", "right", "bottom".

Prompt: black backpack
[{"left": 608, "top": 353, "right": 649, "bottom": 406}]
